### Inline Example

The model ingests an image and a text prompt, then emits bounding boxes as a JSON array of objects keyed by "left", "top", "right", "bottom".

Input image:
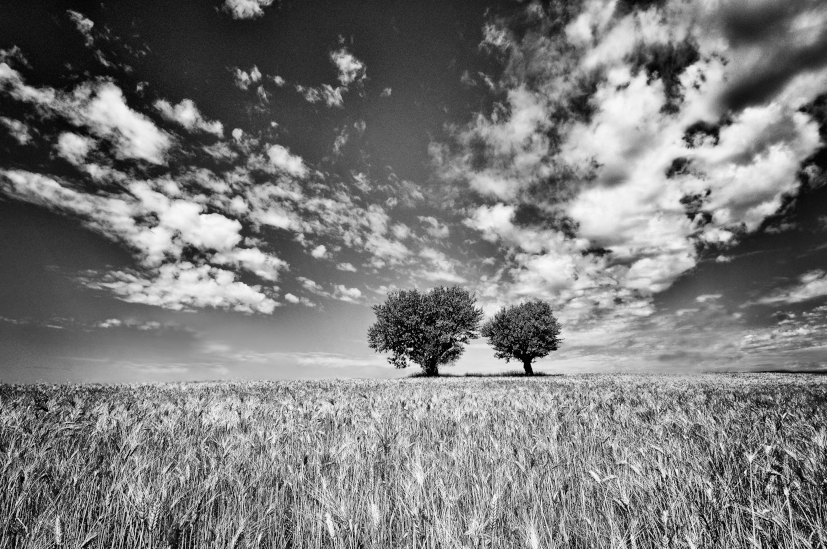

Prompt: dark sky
[{"left": 1, "top": 0, "right": 827, "bottom": 382}]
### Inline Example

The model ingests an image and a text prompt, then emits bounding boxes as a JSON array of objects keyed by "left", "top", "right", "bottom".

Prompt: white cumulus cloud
[
  {"left": 266, "top": 144, "right": 307, "bottom": 177},
  {"left": 56, "top": 132, "right": 95, "bottom": 165},
  {"left": 222, "top": 0, "right": 274, "bottom": 20}
]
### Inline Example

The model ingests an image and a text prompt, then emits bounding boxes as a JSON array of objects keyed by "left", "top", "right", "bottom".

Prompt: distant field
[{"left": 1, "top": 374, "right": 826, "bottom": 548}]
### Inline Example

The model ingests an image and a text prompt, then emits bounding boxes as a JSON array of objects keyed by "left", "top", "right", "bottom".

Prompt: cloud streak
[{"left": 754, "top": 270, "right": 827, "bottom": 306}]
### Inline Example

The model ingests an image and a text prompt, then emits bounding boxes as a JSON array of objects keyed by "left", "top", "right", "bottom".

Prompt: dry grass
[{"left": 1, "top": 374, "right": 826, "bottom": 548}]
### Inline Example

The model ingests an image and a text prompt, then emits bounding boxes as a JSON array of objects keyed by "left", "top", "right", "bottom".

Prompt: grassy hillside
[{"left": 1, "top": 374, "right": 826, "bottom": 548}]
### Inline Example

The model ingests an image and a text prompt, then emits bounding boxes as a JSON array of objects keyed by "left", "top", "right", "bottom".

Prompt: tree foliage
[
  {"left": 367, "top": 286, "right": 484, "bottom": 376},
  {"left": 481, "top": 300, "right": 562, "bottom": 375}
]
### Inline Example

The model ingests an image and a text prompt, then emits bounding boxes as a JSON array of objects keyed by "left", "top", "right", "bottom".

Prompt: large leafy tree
[
  {"left": 367, "top": 286, "right": 484, "bottom": 376},
  {"left": 481, "top": 300, "right": 562, "bottom": 375}
]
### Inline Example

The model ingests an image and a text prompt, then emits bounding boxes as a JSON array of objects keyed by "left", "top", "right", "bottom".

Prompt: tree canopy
[
  {"left": 480, "top": 300, "right": 562, "bottom": 375},
  {"left": 367, "top": 286, "right": 484, "bottom": 376}
]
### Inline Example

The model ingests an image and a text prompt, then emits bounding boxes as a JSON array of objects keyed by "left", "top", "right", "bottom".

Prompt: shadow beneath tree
[{"left": 406, "top": 371, "right": 562, "bottom": 379}]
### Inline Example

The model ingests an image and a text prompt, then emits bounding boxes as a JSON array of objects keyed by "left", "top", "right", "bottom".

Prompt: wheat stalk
[
  {"left": 54, "top": 515, "right": 63, "bottom": 548},
  {"left": 148, "top": 499, "right": 161, "bottom": 532},
  {"left": 79, "top": 532, "right": 98, "bottom": 548},
  {"left": 229, "top": 519, "right": 246, "bottom": 549}
]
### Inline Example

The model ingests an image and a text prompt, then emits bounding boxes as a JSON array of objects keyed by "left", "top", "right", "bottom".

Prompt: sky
[{"left": 1, "top": 0, "right": 827, "bottom": 382}]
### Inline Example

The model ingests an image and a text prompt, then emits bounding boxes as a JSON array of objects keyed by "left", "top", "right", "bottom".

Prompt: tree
[
  {"left": 367, "top": 286, "right": 484, "bottom": 376},
  {"left": 481, "top": 300, "right": 562, "bottom": 375}
]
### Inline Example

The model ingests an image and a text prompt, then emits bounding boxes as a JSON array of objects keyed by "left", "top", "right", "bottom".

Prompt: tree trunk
[
  {"left": 423, "top": 361, "right": 439, "bottom": 377},
  {"left": 522, "top": 358, "right": 534, "bottom": 376}
]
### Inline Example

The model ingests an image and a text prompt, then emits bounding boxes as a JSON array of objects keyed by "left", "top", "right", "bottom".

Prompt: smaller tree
[
  {"left": 481, "top": 300, "right": 562, "bottom": 375},
  {"left": 367, "top": 286, "right": 484, "bottom": 376}
]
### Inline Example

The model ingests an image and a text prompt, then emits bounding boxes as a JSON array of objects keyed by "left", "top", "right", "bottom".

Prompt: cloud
[
  {"left": 94, "top": 318, "right": 171, "bottom": 330},
  {"left": 754, "top": 270, "right": 827, "bottom": 306},
  {"left": 361, "top": 205, "right": 412, "bottom": 264},
  {"left": 297, "top": 276, "right": 325, "bottom": 294},
  {"left": 296, "top": 84, "right": 343, "bottom": 107},
  {"left": 549, "top": 296, "right": 759, "bottom": 370},
  {"left": 418, "top": 216, "right": 450, "bottom": 238},
  {"left": 284, "top": 293, "right": 314, "bottom": 306},
  {"left": 155, "top": 98, "right": 223, "bottom": 136},
  {"left": 0, "top": 46, "right": 30, "bottom": 69},
  {"left": 381, "top": 87, "right": 392, "bottom": 97},
  {"left": 222, "top": 0, "right": 274, "bottom": 20},
  {"left": 1, "top": 168, "right": 289, "bottom": 312},
  {"left": 417, "top": 247, "right": 467, "bottom": 284},
  {"left": 294, "top": 48, "right": 366, "bottom": 108},
  {"left": 233, "top": 66, "right": 262, "bottom": 90},
  {"left": 89, "top": 262, "right": 279, "bottom": 314},
  {"left": 65, "top": 10, "right": 115, "bottom": 68},
  {"left": 330, "top": 48, "right": 366, "bottom": 86},
  {"left": 266, "top": 144, "right": 307, "bottom": 177},
  {"left": 203, "top": 141, "right": 237, "bottom": 161},
  {"left": 390, "top": 223, "right": 410, "bottom": 240},
  {"left": 67, "top": 10, "right": 94, "bottom": 47},
  {"left": 433, "top": 0, "right": 827, "bottom": 324},
  {"left": 212, "top": 247, "right": 287, "bottom": 281},
  {"left": 129, "top": 181, "right": 244, "bottom": 253},
  {"left": 333, "top": 284, "right": 361, "bottom": 303},
  {"left": 292, "top": 352, "right": 381, "bottom": 368},
  {"left": 741, "top": 315, "right": 827, "bottom": 355},
  {"left": 0, "top": 65, "right": 172, "bottom": 164},
  {"left": 712, "top": 0, "right": 827, "bottom": 112},
  {"left": 96, "top": 318, "right": 122, "bottom": 328},
  {"left": 333, "top": 127, "right": 349, "bottom": 155},
  {"left": 481, "top": 22, "right": 511, "bottom": 52},
  {"left": 0, "top": 116, "right": 32, "bottom": 144},
  {"left": 0, "top": 51, "right": 444, "bottom": 313},
  {"left": 293, "top": 276, "right": 361, "bottom": 304},
  {"left": 56, "top": 132, "right": 95, "bottom": 165},
  {"left": 79, "top": 83, "right": 171, "bottom": 163}
]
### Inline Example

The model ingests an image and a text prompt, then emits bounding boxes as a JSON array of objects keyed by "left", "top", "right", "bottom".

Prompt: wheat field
[{"left": 1, "top": 374, "right": 826, "bottom": 548}]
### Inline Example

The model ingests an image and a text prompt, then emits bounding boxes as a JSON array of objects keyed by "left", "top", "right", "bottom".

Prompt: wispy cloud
[
  {"left": 294, "top": 47, "right": 366, "bottom": 108},
  {"left": 66, "top": 10, "right": 95, "bottom": 47},
  {"left": 291, "top": 352, "right": 382, "bottom": 368},
  {"left": 1, "top": 116, "right": 32, "bottom": 144},
  {"left": 295, "top": 276, "right": 363, "bottom": 304},
  {"left": 753, "top": 270, "right": 827, "bottom": 306},
  {"left": 155, "top": 98, "right": 224, "bottom": 136}
]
